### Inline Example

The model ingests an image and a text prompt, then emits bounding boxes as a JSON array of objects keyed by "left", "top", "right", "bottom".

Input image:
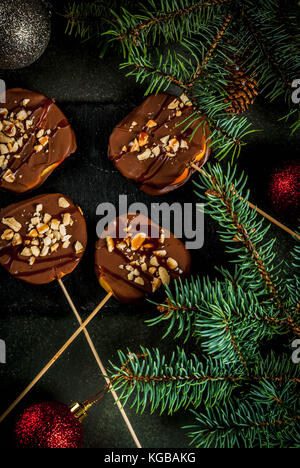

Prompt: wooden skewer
[
  {"left": 0, "top": 291, "right": 112, "bottom": 425},
  {"left": 58, "top": 279, "right": 142, "bottom": 448},
  {"left": 190, "top": 163, "right": 300, "bottom": 241}
]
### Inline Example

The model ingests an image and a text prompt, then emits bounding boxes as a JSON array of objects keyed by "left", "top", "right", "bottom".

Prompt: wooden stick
[
  {"left": 0, "top": 291, "right": 112, "bottom": 425},
  {"left": 58, "top": 279, "right": 142, "bottom": 448},
  {"left": 191, "top": 163, "right": 300, "bottom": 241}
]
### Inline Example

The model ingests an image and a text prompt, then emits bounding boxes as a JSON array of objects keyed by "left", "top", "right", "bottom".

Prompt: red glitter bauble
[
  {"left": 15, "top": 401, "right": 83, "bottom": 448},
  {"left": 268, "top": 160, "right": 300, "bottom": 221}
]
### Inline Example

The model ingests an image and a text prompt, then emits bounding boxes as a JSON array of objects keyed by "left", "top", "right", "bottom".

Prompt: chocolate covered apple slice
[
  {"left": 95, "top": 213, "right": 191, "bottom": 303},
  {"left": 0, "top": 194, "right": 87, "bottom": 284},
  {"left": 108, "top": 93, "right": 210, "bottom": 195},
  {"left": 0, "top": 88, "right": 77, "bottom": 193}
]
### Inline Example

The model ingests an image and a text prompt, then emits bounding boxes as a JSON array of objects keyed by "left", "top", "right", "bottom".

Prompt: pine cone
[{"left": 224, "top": 57, "right": 259, "bottom": 114}]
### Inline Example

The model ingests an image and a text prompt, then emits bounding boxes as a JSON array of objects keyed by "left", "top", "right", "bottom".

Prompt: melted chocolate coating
[
  {"left": 95, "top": 213, "right": 191, "bottom": 303},
  {"left": 0, "top": 194, "right": 87, "bottom": 284},
  {"left": 0, "top": 88, "right": 77, "bottom": 193},
  {"left": 108, "top": 94, "right": 210, "bottom": 195}
]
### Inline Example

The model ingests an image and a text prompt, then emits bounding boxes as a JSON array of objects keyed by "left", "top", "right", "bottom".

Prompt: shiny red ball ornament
[
  {"left": 268, "top": 160, "right": 300, "bottom": 221},
  {"left": 15, "top": 401, "right": 83, "bottom": 448}
]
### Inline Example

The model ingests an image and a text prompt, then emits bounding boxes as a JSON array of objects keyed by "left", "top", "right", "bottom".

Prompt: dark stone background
[{"left": 0, "top": 0, "right": 299, "bottom": 448}]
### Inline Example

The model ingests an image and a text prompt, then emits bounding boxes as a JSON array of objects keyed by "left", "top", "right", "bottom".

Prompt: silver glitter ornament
[{"left": 0, "top": 0, "right": 51, "bottom": 69}]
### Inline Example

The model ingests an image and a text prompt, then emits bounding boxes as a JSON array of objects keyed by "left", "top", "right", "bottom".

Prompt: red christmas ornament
[
  {"left": 15, "top": 401, "right": 83, "bottom": 448},
  {"left": 268, "top": 160, "right": 300, "bottom": 221}
]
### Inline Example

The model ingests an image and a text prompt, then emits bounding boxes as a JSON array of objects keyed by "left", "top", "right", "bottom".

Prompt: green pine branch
[
  {"left": 185, "top": 399, "right": 300, "bottom": 448},
  {"left": 105, "top": 0, "right": 232, "bottom": 51},
  {"left": 148, "top": 164, "right": 299, "bottom": 343},
  {"left": 107, "top": 161, "right": 299, "bottom": 448},
  {"left": 108, "top": 348, "right": 299, "bottom": 417},
  {"left": 63, "top": 0, "right": 300, "bottom": 160}
]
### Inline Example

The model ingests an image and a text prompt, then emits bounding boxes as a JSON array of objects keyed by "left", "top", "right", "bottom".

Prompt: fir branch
[
  {"left": 112, "top": 0, "right": 232, "bottom": 46},
  {"left": 194, "top": 163, "right": 300, "bottom": 337},
  {"left": 186, "top": 13, "right": 232, "bottom": 87},
  {"left": 242, "top": 11, "right": 291, "bottom": 88},
  {"left": 186, "top": 400, "right": 300, "bottom": 448},
  {"left": 63, "top": 1, "right": 106, "bottom": 41},
  {"left": 109, "top": 348, "right": 299, "bottom": 416}
]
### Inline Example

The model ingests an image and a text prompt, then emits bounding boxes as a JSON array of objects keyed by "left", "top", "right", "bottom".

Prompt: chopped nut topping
[
  {"left": 137, "top": 148, "right": 151, "bottom": 161},
  {"left": 62, "top": 213, "right": 71, "bottom": 226},
  {"left": 168, "top": 137, "right": 180, "bottom": 153},
  {"left": 43, "top": 236, "right": 52, "bottom": 246},
  {"left": 36, "top": 129, "right": 44, "bottom": 139},
  {"left": 28, "top": 229, "right": 38, "bottom": 238},
  {"left": 149, "top": 266, "right": 157, "bottom": 275},
  {"left": 0, "top": 133, "right": 14, "bottom": 144},
  {"left": 16, "top": 109, "right": 28, "bottom": 121},
  {"left": 31, "top": 246, "right": 40, "bottom": 257},
  {"left": 153, "top": 249, "right": 167, "bottom": 257},
  {"left": 158, "top": 266, "right": 170, "bottom": 285},
  {"left": 4, "top": 123, "right": 16, "bottom": 137},
  {"left": 43, "top": 213, "right": 52, "bottom": 224},
  {"left": 2, "top": 217, "right": 22, "bottom": 232},
  {"left": 39, "top": 136, "right": 49, "bottom": 146},
  {"left": 146, "top": 120, "right": 157, "bottom": 128},
  {"left": 168, "top": 98, "right": 180, "bottom": 110},
  {"left": 152, "top": 146, "right": 160, "bottom": 157},
  {"left": 180, "top": 93, "right": 192, "bottom": 106},
  {"left": 106, "top": 236, "right": 114, "bottom": 253},
  {"left": 180, "top": 139, "right": 188, "bottom": 149},
  {"left": 131, "top": 232, "right": 147, "bottom": 251},
  {"left": 152, "top": 277, "right": 161, "bottom": 292},
  {"left": 167, "top": 257, "right": 178, "bottom": 270},
  {"left": 40, "top": 246, "right": 49, "bottom": 257},
  {"left": 129, "top": 138, "right": 140, "bottom": 153},
  {"left": 34, "top": 144, "right": 43, "bottom": 153},
  {"left": 159, "top": 230, "right": 165, "bottom": 244},
  {"left": 21, "top": 247, "right": 32, "bottom": 257},
  {"left": 160, "top": 135, "right": 170, "bottom": 145},
  {"left": 74, "top": 241, "right": 84, "bottom": 254},
  {"left": 2, "top": 169, "right": 15, "bottom": 183},
  {"left": 12, "top": 233, "right": 22, "bottom": 246},
  {"left": 138, "top": 132, "right": 149, "bottom": 147},
  {"left": 0, "top": 144, "right": 9, "bottom": 155},
  {"left": 50, "top": 243, "right": 59, "bottom": 253},
  {"left": 37, "top": 224, "right": 50, "bottom": 235},
  {"left": 1, "top": 229, "right": 14, "bottom": 240},
  {"left": 134, "top": 276, "right": 145, "bottom": 286},
  {"left": 50, "top": 219, "right": 60, "bottom": 231},
  {"left": 150, "top": 256, "right": 159, "bottom": 267},
  {"left": 59, "top": 225, "right": 67, "bottom": 237},
  {"left": 58, "top": 197, "right": 70, "bottom": 209},
  {"left": 127, "top": 272, "right": 134, "bottom": 281}
]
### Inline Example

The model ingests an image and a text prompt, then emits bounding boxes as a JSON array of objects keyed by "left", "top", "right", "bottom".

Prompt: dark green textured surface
[{"left": 0, "top": 1, "right": 298, "bottom": 448}]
